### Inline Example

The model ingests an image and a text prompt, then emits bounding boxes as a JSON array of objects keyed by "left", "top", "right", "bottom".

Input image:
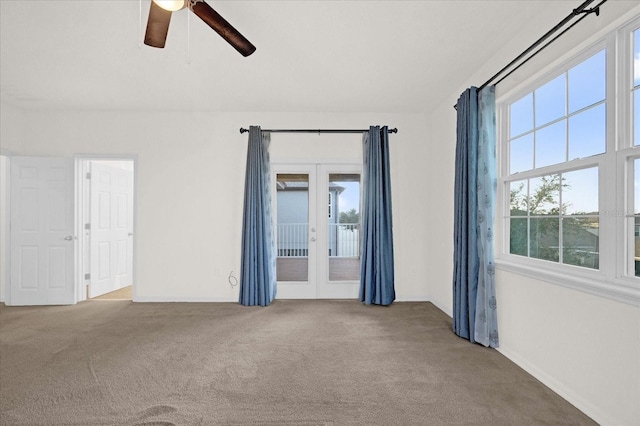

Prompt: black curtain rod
[
  {"left": 491, "top": 0, "right": 606, "bottom": 88},
  {"left": 454, "top": 0, "right": 605, "bottom": 108},
  {"left": 239, "top": 128, "right": 398, "bottom": 134}
]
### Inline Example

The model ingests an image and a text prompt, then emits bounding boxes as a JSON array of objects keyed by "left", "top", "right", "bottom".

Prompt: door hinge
[
  {"left": 84, "top": 223, "right": 91, "bottom": 230},
  {"left": 86, "top": 172, "right": 91, "bottom": 179},
  {"left": 84, "top": 273, "right": 91, "bottom": 280}
]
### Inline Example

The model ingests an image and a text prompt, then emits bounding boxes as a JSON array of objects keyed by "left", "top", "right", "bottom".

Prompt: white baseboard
[
  {"left": 428, "top": 299, "right": 453, "bottom": 317},
  {"left": 425, "top": 301, "right": 617, "bottom": 424},
  {"left": 132, "top": 296, "right": 238, "bottom": 303},
  {"left": 496, "top": 345, "right": 615, "bottom": 426},
  {"left": 132, "top": 296, "right": 433, "bottom": 304},
  {"left": 395, "top": 296, "right": 430, "bottom": 302}
]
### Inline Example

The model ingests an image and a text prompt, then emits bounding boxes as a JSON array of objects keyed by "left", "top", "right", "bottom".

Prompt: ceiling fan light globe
[{"left": 152, "top": 0, "right": 186, "bottom": 12}]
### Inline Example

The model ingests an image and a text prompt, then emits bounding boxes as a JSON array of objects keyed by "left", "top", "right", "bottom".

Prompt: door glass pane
[
  {"left": 276, "top": 173, "right": 309, "bottom": 282},
  {"left": 328, "top": 173, "right": 360, "bottom": 281}
]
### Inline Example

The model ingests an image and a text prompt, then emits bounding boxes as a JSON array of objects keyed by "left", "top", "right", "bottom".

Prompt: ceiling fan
[{"left": 144, "top": 0, "right": 256, "bottom": 57}]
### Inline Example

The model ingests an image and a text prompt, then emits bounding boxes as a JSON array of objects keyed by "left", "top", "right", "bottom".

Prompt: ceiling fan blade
[
  {"left": 144, "top": 1, "right": 172, "bottom": 48},
  {"left": 190, "top": 1, "right": 256, "bottom": 57}
]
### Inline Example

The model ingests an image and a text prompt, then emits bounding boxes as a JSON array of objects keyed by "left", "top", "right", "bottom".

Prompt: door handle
[
  {"left": 128, "top": 233, "right": 134, "bottom": 236},
  {"left": 310, "top": 237, "right": 317, "bottom": 242},
  {"left": 64, "top": 235, "right": 74, "bottom": 241}
]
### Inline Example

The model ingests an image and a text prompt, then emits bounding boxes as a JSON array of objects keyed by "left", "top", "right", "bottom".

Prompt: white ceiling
[{"left": 0, "top": 0, "right": 582, "bottom": 113}]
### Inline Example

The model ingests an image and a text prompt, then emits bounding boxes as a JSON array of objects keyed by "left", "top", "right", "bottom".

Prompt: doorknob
[
  {"left": 64, "top": 235, "right": 74, "bottom": 241},
  {"left": 310, "top": 237, "right": 317, "bottom": 242}
]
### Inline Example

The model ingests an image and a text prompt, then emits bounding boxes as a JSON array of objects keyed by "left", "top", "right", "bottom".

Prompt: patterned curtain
[
  {"left": 360, "top": 126, "right": 395, "bottom": 305},
  {"left": 239, "top": 126, "right": 277, "bottom": 306},
  {"left": 453, "top": 87, "right": 499, "bottom": 347}
]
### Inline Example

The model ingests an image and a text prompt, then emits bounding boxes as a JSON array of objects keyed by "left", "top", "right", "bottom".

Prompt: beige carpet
[{"left": 0, "top": 300, "right": 595, "bottom": 425}]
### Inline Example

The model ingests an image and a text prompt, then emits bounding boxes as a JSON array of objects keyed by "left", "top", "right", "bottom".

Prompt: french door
[{"left": 273, "top": 164, "right": 362, "bottom": 299}]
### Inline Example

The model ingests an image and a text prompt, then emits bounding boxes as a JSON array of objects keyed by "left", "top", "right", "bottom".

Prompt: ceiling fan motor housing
[{"left": 145, "top": 0, "right": 256, "bottom": 57}]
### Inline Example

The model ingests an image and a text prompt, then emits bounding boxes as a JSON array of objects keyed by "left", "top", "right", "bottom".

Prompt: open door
[
  {"left": 10, "top": 157, "right": 75, "bottom": 305},
  {"left": 88, "top": 162, "right": 134, "bottom": 298}
]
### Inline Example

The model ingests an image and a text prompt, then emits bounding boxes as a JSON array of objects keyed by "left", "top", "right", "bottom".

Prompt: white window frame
[{"left": 495, "top": 14, "right": 640, "bottom": 306}]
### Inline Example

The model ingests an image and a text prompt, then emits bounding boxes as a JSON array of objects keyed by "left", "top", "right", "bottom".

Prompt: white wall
[
  {"left": 495, "top": 270, "right": 639, "bottom": 425},
  {"left": 0, "top": 109, "right": 430, "bottom": 302},
  {"left": 427, "top": 4, "right": 640, "bottom": 425}
]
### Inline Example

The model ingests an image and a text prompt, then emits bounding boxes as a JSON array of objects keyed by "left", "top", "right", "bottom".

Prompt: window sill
[{"left": 495, "top": 257, "right": 640, "bottom": 307}]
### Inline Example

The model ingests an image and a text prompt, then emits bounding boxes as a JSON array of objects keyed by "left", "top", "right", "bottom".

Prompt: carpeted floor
[{"left": 0, "top": 300, "right": 595, "bottom": 425}]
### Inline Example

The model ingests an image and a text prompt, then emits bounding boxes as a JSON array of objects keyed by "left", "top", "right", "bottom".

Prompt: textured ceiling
[{"left": 0, "top": 0, "right": 587, "bottom": 113}]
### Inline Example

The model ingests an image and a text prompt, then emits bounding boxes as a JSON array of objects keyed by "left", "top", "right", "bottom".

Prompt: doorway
[
  {"left": 273, "top": 164, "right": 362, "bottom": 299},
  {"left": 77, "top": 158, "right": 135, "bottom": 301}
]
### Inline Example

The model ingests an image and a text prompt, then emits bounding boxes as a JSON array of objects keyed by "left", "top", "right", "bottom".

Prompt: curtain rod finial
[{"left": 239, "top": 128, "right": 248, "bottom": 134}]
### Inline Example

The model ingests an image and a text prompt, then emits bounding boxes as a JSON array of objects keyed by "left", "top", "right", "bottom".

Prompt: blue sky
[{"left": 338, "top": 181, "right": 360, "bottom": 214}]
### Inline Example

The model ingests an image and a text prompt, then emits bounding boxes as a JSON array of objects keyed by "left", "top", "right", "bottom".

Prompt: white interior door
[
  {"left": 273, "top": 164, "right": 361, "bottom": 299},
  {"left": 89, "top": 162, "right": 134, "bottom": 298},
  {"left": 10, "top": 156, "right": 75, "bottom": 306}
]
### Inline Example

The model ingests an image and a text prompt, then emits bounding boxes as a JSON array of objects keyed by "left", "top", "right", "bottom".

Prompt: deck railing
[
  {"left": 329, "top": 223, "right": 360, "bottom": 257},
  {"left": 276, "top": 223, "right": 360, "bottom": 257},
  {"left": 276, "top": 223, "right": 308, "bottom": 257}
]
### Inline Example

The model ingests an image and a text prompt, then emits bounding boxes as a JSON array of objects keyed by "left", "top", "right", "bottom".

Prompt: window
[
  {"left": 498, "top": 16, "right": 640, "bottom": 305},
  {"left": 506, "top": 49, "right": 604, "bottom": 269}
]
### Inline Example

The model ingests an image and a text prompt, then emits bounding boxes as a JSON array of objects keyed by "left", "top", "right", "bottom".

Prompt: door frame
[
  {"left": 75, "top": 155, "right": 138, "bottom": 302},
  {"left": 0, "top": 154, "right": 11, "bottom": 304}
]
